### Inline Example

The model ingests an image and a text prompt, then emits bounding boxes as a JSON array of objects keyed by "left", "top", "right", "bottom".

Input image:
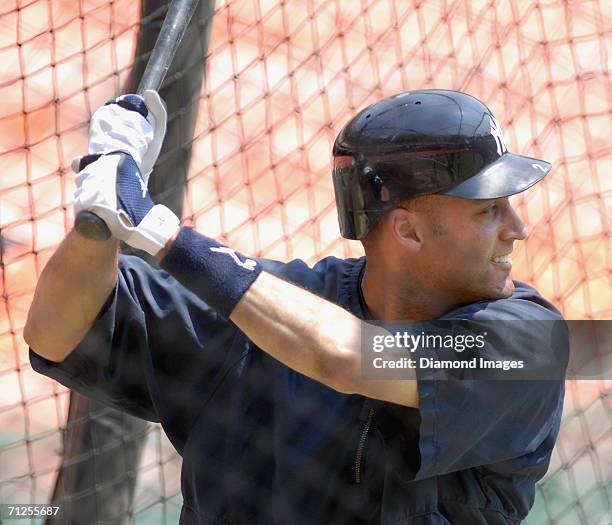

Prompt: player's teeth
[{"left": 492, "top": 256, "right": 511, "bottom": 263}]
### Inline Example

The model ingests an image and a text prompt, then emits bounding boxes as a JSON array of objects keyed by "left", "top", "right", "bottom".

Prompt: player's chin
[
  {"left": 496, "top": 276, "right": 515, "bottom": 298},
  {"left": 481, "top": 275, "right": 515, "bottom": 301}
]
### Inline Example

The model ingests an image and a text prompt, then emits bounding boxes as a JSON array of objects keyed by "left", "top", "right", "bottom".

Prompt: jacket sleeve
[
  {"left": 414, "top": 377, "right": 565, "bottom": 480},
  {"left": 29, "top": 255, "right": 241, "bottom": 452},
  {"left": 398, "top": 287, "right": 567, "bottom": 480}
]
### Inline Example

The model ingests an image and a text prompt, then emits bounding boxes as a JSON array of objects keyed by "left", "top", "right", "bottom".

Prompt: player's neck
[{"left": 361, "top": 259, "right": 457, "bottom": 322}]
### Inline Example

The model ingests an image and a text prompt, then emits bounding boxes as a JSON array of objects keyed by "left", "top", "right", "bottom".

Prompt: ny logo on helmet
[{"left": 489, "top": 116, "right": 508, "bottom": 156}]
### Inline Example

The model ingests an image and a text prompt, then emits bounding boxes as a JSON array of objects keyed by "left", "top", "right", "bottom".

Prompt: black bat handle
[
  {"left": 137, "top": 0, "right": 200, "bottom": 94},
  {"left": 75, "top": 0, "right": 200, "bottom": 241}
]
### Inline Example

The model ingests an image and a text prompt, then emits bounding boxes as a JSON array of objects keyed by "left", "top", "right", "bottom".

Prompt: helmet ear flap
[
  {"left": 369, "top": 172, "right": 386, "bottom": 201},
  {"left": 358, "top": 158, "right": 381, "bottom": 199},
  {"left": 361, "top": 160, "right": 396, "bottom": 226},
  {"left": 369, "top": 169, "right": 394, "bottom": 205}
]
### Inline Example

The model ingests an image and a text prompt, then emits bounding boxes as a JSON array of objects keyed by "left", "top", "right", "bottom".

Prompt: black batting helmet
[{"left": 332, "top": 89, "right": 551, "bottom": 239}]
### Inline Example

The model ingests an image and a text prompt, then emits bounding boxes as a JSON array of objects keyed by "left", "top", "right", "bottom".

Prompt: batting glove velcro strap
[
  {"left": 160, "top": 227, "right": 262, "bottom": 319},
  {"left": 124, "top": 204, "right": 181, "bottom": 255}
]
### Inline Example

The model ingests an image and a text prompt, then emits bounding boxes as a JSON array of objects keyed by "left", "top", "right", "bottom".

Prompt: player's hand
[
  {"left": 77, "top": 90, "right": 167, "bottom": 177},
  {"left": 72, "top": 92, "right": 179, "bottom": 255}
]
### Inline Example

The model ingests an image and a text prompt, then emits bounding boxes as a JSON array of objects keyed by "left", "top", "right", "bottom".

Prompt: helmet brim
[{"left": 441, "top": 153, "right": 551, "bottom": 199}]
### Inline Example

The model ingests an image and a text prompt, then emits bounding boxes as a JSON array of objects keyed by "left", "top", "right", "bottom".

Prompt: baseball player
[{"left": 25, "top": 89, "right": 567, "bottom": 524}]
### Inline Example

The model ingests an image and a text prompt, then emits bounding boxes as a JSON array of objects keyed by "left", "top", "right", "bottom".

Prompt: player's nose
[{"left": 499, "top": 200, "right": 526, "bottom": 241}]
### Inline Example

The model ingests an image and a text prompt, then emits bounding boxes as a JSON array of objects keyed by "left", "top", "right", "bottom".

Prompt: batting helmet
[{"left": 332, "top": 89, "right": 551, "bottom": 239}]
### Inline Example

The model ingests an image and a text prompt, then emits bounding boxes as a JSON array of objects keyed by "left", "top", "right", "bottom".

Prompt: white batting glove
[
  {"left": 73, "top": 92, "right": 179, "bottom": 255},
  {"left": 75, "top": 90, "right": 167, "bottom": 178}
]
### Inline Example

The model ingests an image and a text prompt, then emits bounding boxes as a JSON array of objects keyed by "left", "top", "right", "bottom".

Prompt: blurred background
[{"left": 0, "top": 0, "right": 610, "bottom": 523}]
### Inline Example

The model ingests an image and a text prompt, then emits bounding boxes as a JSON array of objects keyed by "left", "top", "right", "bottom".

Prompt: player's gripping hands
[
  {"left": 74, "top": 91, "right": 263, "bottom": 318},
  {"left": 72, "top": 90, "right": 180, "bottom": 255}
]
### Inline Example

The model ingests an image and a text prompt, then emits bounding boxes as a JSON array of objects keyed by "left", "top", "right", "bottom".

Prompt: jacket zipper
[{"left": 354, "top": 408, "right": 375, "bottom": 484}]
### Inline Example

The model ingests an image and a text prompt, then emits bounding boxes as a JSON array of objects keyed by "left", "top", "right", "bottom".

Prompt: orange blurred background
[{"left": 0, "top": 1, "right": 610, "bottom": 522}]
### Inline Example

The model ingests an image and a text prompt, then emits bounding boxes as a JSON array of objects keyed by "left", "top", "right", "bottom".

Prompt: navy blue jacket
[{"left": 30, "top": 255, "right": 566, "bottom": 524}]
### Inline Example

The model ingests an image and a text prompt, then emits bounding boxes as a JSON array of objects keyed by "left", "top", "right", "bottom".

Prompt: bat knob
[{"left": 75, "top": 211, "right": 112, "bottom": 240}]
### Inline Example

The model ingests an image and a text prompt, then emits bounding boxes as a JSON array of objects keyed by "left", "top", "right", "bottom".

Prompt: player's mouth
[{"left": 491, "top": 254, "right": 512, "bottom": 269}]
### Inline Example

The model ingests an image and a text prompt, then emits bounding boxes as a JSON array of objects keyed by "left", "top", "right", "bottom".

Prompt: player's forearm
[
  {"left": 231, "top": 272, "right": 419, "bottom": 407},
  {"left": 157, "top": 229, "right": 360, "bottom": 390},
  {"left": 158, "top": 229, "right": 417, "bottom": 407},
  {"left": 230, "top": 271, "right": 362, "bottom": 392},
  {"left": 24, "top": 229, "right": 119, "bottom": 362}
]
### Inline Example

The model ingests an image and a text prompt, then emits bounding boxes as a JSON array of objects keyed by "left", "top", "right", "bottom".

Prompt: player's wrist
[
  {"left": 159, "top": 227, "right": 262, "bottom": 318},
  {"left": 155, "top": 228, "right": 181, "bottom": 263}
]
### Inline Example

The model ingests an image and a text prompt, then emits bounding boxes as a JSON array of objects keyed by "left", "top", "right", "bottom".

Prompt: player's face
[{"left": 419, "top": 196, "right": 526, "bottom": 303}]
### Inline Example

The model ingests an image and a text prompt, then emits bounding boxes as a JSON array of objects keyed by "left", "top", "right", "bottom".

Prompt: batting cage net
[{"left": 0, "top": 0, "right": 610, "bottom": 523}]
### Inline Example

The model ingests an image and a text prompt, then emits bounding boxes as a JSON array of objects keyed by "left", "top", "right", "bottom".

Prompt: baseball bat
[{"left": 75, "top": 0, "right": 201, "bottom": 240}]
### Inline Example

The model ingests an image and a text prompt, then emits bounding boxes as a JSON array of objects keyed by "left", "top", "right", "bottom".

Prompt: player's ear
[{"left": 388, "top": 207, "right": 423, "bottom": 252}]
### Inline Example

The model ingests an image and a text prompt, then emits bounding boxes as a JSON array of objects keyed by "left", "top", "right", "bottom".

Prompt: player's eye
[{"left": 481, "top": 203, "right": 498, "bottom": 214}]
